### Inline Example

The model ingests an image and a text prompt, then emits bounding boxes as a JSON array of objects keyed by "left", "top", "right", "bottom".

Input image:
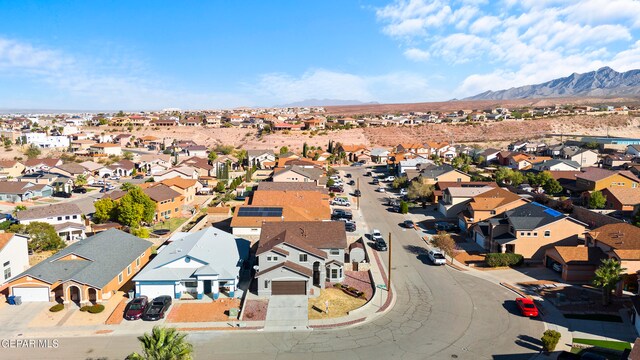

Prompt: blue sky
[{"left": 0, "top": 0, "right": 639, "bottom": 110}]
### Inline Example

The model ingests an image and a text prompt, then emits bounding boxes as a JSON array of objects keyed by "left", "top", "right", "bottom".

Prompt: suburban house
[
  {"left": 459, "top": 187, "right": 528, "bottom": 233},
  {"left": 88, "top": 143, "right": 122, "bottom": 157},
  {"left": 0, "top": 233, "right": 29, "bottom": 282},
  {"left": 156, "top": 177, "right": 202, "bottom": 205},
  {"left": 0, "top": 181, "right": 53, "bottom": 202},
  {"left": 16, "top": 203, "right": 85, "bottom": 242},
  {"left": 532, "top": 159, "right": 582, "bottom": 172},
  {"left": 397, "top": 157, "right": 433, "bottom": 176},
  {"left": 601, "top": 187, "right": 640, "bottom": 212},
  {"left": 231, "top": 185, "right": 331, "bottom": 236},
  {"left": 133, "top": 227, "right": 250, "bottom": 300},
  {"left": 471, "top": 202, "right": 587, "bottom": 260},
  {"left": 184, "top": 145, "right": 207, "bottom": 157},
  {"left": 432, "top": 181, "right": 496, "bottom": 203},
  {"left": 567, "top": 149, "right": 599, "bottom": 167},
  {"left": 480, "top": 148, "right": 501, "bottom": 164},
  {"left": 335, "top": 144, "right": 368, "bottom": 162},
  {"left": 574, "top": 168, "right": 639, "bottom": 192},
  {"left": 544, "top": 246, "right": 607, "bottom": 282},
  {"left": 417, "top": 164, "right": 471, "bottom": 185},
  {"left": 143, "top": 184, "right": 184, "bottom": 220},
  {"left": 0, "top": 160, "right": 25, "bottom": 178},
  {"left": 5, "top": 229, "right": 152, "bottom": 303},
  {"left": 256, "top": 221, "right": 347, "bottom": 296},
  {"left": 247, "top": 150, "right": 276, "bottom": 169},
  {"left": 49, "top": 162, "right": 92, "bottom": 179},
  {"left": 585, "top": 224, "right": 640, "bottom": 291},
  {"left": 602, "top": 154, "right": 634, "bottom": 169},
  {"left": 438, "top": 186, "right": 494, "bottom": 217},
  {"left": 179, "top": 157, "right": 213, "bottom": 177},
  {"left": 154, "top": 166, "right": 199, "bottom": 181},
  {"left": 98, "top": 159, "right": 135, "bottom": 178},
  {"left": 139, "top": 154, "right": 172, "bottom": 174},
  {"left": 23, "top": 158, "right": 62, "bottom": 174},
  {"left": 370, "top": 148, "right": 391, "bottom": 164},
  {"left": 272, "top": 165, "right": 326, "bottom": 186}
]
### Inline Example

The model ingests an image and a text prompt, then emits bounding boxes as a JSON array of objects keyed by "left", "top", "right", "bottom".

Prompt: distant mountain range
[
  {"left": 277, "top": 99, "right": 380, "bottom": 107},
  {"left": 465, "top": 67, "right": 640, "bottom": 100}
]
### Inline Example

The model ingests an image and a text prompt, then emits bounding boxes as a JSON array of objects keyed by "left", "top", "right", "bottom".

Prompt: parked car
[
  {"left": 552, "top": 262, "right": 562, "bottom": 273},
  {"left": 331, "top": 209, "right": 353, "bottom": 221},
  {"left": 109, "top": 176, "right": 121, "bottom": 180},
  {"left": 331, "top": 197, "right": 351, "bottom": 207},
  {"left": 403, "top": 220, "right": 415, "bottom": 228},
  {"left": 333, "top": 180, "right": 344, "bottom": 186},
  {"left": 428, "top": 249, "right": 446, "bottom": 265},
  {"left": 52, "top": 191, "right": 71, "bottom": 198},
  {"left": 133, "top": 174, "right": 144, "bottom": 179},
  {"left": 345, "top": 173, "right": 352, "bottom": 178},
  {"left": 72, "top": 187, "right": 87, "bottom": 194},
  {"left": 351, "top": 162, "right": 364, "bottom": 167},
  {"left": 435, "top": 221, "right": 458, "bottom": 232},
  {"left": 365, "top": 171, "right": 372, "bottom": 177},
  {"left": 342, "top": 220, "right": 356, "bottom": 232},
  {"left": 515, "top": 297, "right": 539, "bottom": 317},
  {"left": 329, "top": 175, "right": 341, "bottom": 181},
  {"left": 400, "top": 188, "right": 408, "bottom": 196},
  {"left": 353, "top": 189, "right": 361, "bottom": 197},
  {"left": 329, "top": 186, "right": 344, "bottom": 193},
  {"left": 348, "top": 180, "right": 356, "bottom": 186},
  {"left": 384, "top": 176, "right": 396, "bottom": 182},
  {"left": 372, "top": 178, "right": 379, "bottom": 185},
  {"left": 376, "top": 186, "right": 386, "bottom": 193},
  {"left": 142, "top": 295, "right": 172, "bottom": 321},
  {"left": 124, "top": 296, "right": 149, "bottom": 321},
  {"left": 374, "top": 239, "right": 388, "bottom": 251}
]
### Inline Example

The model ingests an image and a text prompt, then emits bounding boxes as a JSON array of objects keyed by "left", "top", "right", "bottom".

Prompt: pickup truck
[
  {"left": 141, "top": 295, "right": 172, "bottom": 321},
  {"left": 331, "top": 209, "right": 353, "bottom": 221}
]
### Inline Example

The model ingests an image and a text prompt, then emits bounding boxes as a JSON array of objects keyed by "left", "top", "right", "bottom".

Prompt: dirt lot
[
  {"left": 242, "top": 299, "right": 269, "bottom": 321},
  {"left": 308, "top": 288, "right": 366, "bottom": 320},
  {"left": 166, "top": 299, "right": 240, "bottom": 323}
]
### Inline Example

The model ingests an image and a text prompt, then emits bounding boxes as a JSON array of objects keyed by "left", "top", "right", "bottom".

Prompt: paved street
[{"left": 1, "top": 166, "right": 543, "bottom": 360}]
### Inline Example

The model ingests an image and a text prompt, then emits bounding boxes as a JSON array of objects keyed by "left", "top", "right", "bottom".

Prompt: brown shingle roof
[
  {"left": 23, "top": 158, "right": 60, "bottom": 167},
  {"left": 552, "top": 246, "right": 606, "bottom": 265},
  {"left": 468, "top": 187, "right": 525, "bottom": 211},
  {"left": 257, "top": 221, "right": 347, "bottom": 257},
  {"left": 255, "top": 260, "right": 313, "bottom": 278},
  {"left": 160, "top": 177, "right": 198, "bottom": 189},
  {"left": 0, "top": 233, "right": 15, "bottom": 252},
  {"left": 602, "top": 187, "right": 640, "bottom": 206},
  {"left": 257, "top": 182, "right": 326, "bottom": 193},
  {"left": 143, "top": 184, "right": 182, "bottom": 202},
  {"left": 589, "top": 223, "right": 640, "bottom": 250},
  {"left": 16, "top": 203, "right": 82, "bottom": 221}
]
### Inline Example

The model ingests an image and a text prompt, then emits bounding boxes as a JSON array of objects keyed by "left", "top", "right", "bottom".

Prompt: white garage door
[
  {"left": 12, "top": 287, "right": 50, "bottom": 302},
  {"left": 138, "top": 284, "right": 174, "bottom": 300}
]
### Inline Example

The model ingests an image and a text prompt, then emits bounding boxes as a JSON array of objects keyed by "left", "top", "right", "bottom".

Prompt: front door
[
  {"left": 204, "top": 280, "right": 212, "bottom": 294},
  {"left": 312, "top": 262, "right": 320, "bottom": 287}
]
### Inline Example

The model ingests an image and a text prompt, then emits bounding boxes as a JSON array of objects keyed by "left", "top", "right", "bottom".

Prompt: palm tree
[
  {"left": 74, "top": 174, "right": 88, "bottom": 188},
  {"left": 127, "top": 326, "right": 193, "bottom": 360},
  {"left": 593, "top": 258, "right": 626, "bottom": 306}
]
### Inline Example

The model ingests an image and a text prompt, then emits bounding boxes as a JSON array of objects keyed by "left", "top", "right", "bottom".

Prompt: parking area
[{"left": 0, "top": 302, "right": 52, "bottom": 335}]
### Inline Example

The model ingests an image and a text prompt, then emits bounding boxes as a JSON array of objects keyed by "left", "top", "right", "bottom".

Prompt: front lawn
[
  {"left": 573, "top": 338, "right": 631, "bottom": 351},
  {"left": 150, "top": 217, "right": 188, "bottom": 232},
  {"left": 308, "top": 288, "right": 366, "bottom": 320}
]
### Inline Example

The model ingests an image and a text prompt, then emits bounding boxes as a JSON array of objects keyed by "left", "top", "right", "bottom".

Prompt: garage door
[
  {"left": 272, "top": 281, "right": 306, "bottom": 295},
  {"left": 12, "top": 287, "right": 50, "bottom": 302},
  {"left": 138, "top": 284, "right": 174, "bottom": 299}
]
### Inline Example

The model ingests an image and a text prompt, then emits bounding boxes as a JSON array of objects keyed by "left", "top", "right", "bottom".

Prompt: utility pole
[{"left": 387, "top": 232, "right": 392, "bottom": 289}]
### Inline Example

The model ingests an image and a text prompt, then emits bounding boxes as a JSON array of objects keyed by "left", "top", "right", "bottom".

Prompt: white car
[
  {"left": 400, "top": 188, "right": 407, "bottom": 196},
  {"left": 384, "top": 176, "right": 396, "bottom": 182},
  {"left": 371, "top": 229, "right": 383, "bottom": 242},
  {"left": 331, "top": 197, "right": 351, "bottom": 207},
  {"left": 330, "top": 175, "right": 341, "bottom": 181},
  {"left": 428, "top": 249, "right": 447, "bottom": 265},
  {"left": 376, "top": 186, "right": 386, "bottom": 193}
]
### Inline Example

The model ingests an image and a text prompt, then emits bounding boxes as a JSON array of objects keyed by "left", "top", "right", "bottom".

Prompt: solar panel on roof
[
  {"left": 237, "top": 207, "right": 283, "bottom": 217},
  {"left": 544, "top": 208, "right": 562, "bottom": 217}
]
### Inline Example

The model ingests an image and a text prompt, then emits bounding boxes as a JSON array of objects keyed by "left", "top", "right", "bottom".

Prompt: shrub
[
  {"left": 399, "top": 201, "right": 409, "bottom": 214},
  {"left": 88, "top": 304, "right": 105, "bottom": 314},
  {"left": 485, "top": 253, "right": 524, "bottom": 267},
  {"left": 80, "top": 306, "right": 90, "bottom": 312},
  {"left": 49, "top": 304, "right": 64, "bottom": 312},
  {"left": 541, "top": 330, "right": 561, "bottom": 352}
]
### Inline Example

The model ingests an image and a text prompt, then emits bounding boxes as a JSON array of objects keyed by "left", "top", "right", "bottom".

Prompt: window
[
  {"left": 527, "top": 232, "right": 531, "bottom": 236},
  {"left": 57, "top": 217, "right": 62, "bottom": 221},
  {"left": 544, "top": 230, "right": 551, "bottom": 237},
  {"left": 136, "top": 257, "right": 140, "bottom": 267},
  {"left": 634, "top": 183, "right": 638, "bottom": 188},
  {"left": 184, "top": 281, "right": 197, "bottom": 288},
  {"left": 533, "top": 232, "right": 538, "bottom": 237},
  {"left": 490, "top": 210, "right": 496, "bottom": 215},
  {"left": 267, "top": 256, "right": 278, "bottom": 262},
  {"left": 3, "top": 261, "right": 9, "bottom": 267},
  {"left": 118, "top": 272, "right": 123, "bottom": 284},
  {"left": 3, "top": 268, "right": 10, "bottom": 280},
  {"left": 299, "top": 254, "right": 308, "bottom": 262},
  {"left": 72, "top": 215, "right": 78, "bottom": 219},
  {"left": 520, "top": 232, "right": 525, "bottom": 236},
  {"left": 175, "top": 208, "right": 179, "bottom": 212},
  {"left": 264, "top": 280, "right": 269, "bottom": 288},
  {"left": 127, "top": 265, "right": 132, "bottom": 275},
  {"left": 339, "top": 268, "right": 343, "bottom": 278},
  {"left": 331, "top": 269, "right": 338, "bottom": 279},
  {"left": 65, "top": 215, "right": 70, "bottom": 220},
  {"left": 330, "top": 249, "right": 340, "bottom": 256}
]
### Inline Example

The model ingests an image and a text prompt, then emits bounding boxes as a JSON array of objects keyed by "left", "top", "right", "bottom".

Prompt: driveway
[
  {"left": 264, "top": 295, "right": 308, "bottom": 331},
  {"left": 0, "top": 302, "right": 49, "bottom": 336}
]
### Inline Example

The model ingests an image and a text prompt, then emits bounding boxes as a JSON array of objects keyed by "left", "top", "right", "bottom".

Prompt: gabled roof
[
  {"left": 0, "top": 160, "right": 19, "bottom": 168},
  {"left": 419, "top": 164, "right": 465, "bottom": 179},
  {"left": 589, "top": 223, "right": 640, "bottom": 250},
  {"left": 257, "top": 221, "right": 347, "bottom": 257},
  {"left": 159, "top": 177, "right": 199, "bottom": 189},
  {"left": 180, "top": 156, "right": 212, "bottom": 170},
  {"left": 0, "top": 233, "right": 18, "bottom": 252},
  {"left": 11, "top": 229, "right": 152, "bottom": 288},
  {"left": 468, "top": 187, "right": 524, "bottom": 211},
  {"left": 576, "top": 167, "right": 639, "bottom": 182},
  {"left": 601, "top": 187, "right": 640, "bottom": 206},
  {"left": 274, "top": 165, "right": 324, "bottom": 181},
  {"left": 506, "top": 202, "right": 579, "bottom": 230},
  {"left": 0, "top": 181, "right": 49, "bottom": 195},
  {"left": 255, "top": 260, "right": 313, "bottom": 278},
  {"left": 133, "top": 227, "right": 249, "bottom": 282},
  {"left": 16, "top": 203, "right": 82, "bottom": 221},
  {"left": 551, "top": 246, "right": 606, "bottom": 265},
  {"left": 534, "top": 159, "right": 581, "bottom": 170},
  {"left": 247, "top": 149, "right": 275, "bottom": 157},
  {"left": 23, "top": 158, "right": 60, "bottom": 168},
  {"left": 256, "top": 182, "right": 326, "bottom": 193},
  {"left": 108, "top": 159, "right": 135, "bottom": 171},
  {"left": 78, "top": 161, "right": 104, "bottom": 171},
  {"left": 143, "top": 184, "right": 182, "bottom": 202}
]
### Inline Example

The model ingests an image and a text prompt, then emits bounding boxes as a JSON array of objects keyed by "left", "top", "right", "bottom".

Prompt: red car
[
  {"left": 516, "top": 297, "right": 539, "bottom": 317},
  {"left": 124, "top": 296, "right": 148, "bottom": 320}
]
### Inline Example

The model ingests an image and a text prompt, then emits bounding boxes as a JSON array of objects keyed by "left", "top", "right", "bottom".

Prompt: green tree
[
  {"left": 543, "top": 177, "right": 562, "bottom": 195},
  {"left": 93, "top": 198, "right": 116, "bottom": 224},
  {"left": 474, "top": 155, "right": 486, "bottom": 166},
  {"left": 392, "top": 176, "right": 408, "bottom": 189},
  {"left": 588, "top": 191, "right": 606, "bottom": 209},
  {"left": 74, "top": 174, "right": 88, "bottom": 187},
  {"left": 407, "top": 177, "right": 434, "bottom": 206},
  {"left": 117, "top": 198, "right": 145, "bottom": 227},
  {"left": 399, "top": 201, "right": 409, "bottom": 214},
  {"left": 12, "top": 205, "right": 27, "bottom": 217},
  {"left": 326, "top": 178, "right": 335, "bottom": 187},
  {"left": 593, "top": 258, "right": 626, "bottom": 305},
  {"left": 14, "top": 222, "right": 66, "bottom": 252},
  {"left": 121, "top": 187, "right": 156, "bottom": 224},
  {"left": 121, "top": 182, "right": 136, "bottom": 191},
  {"left": 214, "top": 182, "right": 226, "bottom": 193},
  {"left": 235, "top": 149, "right": 247, "bottom": 167},
  {"left": 495, "top": 167, "right": 525, "bottom": 186},
  {"left": 25, "top": 144, "right": 42, "bottom": 159},
  {"left": 279, "top": 146, "right": 289, "bottom": 155},
  {"left": 126, "top": 326, "right": 193, "bottom": 360},
  {"left": 123, "top": 151, "right": 134, "bottom": 160},
  {"left": 430, "top": 231, "right": 456, "bottom": 262},
  {"left": 131, "top": 227, "right": 150, "bottom": 238},
  {"left": 214, "top": 144, "right": 234, "bottom": 155},
  {"left": 541, "top": 330, "right": 561, "bottom": 352},
  {"left": 302, "top": 142, "right": 308, "bottom": 158}
]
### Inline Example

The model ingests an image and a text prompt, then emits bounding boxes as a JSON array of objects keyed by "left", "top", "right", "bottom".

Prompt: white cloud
[
  {"left": 253, "top": 69, "right": 440, "bottom": 104},
  {"left": 431, "top": 33, "right": 496, "bottom": 63},
  {"left": 404, "top": 47, "right": 431, "bottom": 61},
  {"left": 469, "top": 16, "right": 500, "bottom": 33}
]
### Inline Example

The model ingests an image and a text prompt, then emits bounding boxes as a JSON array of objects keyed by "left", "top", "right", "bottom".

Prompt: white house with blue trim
[{"left": 133, "top": 227, "right": 250, "bottom": 300}]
